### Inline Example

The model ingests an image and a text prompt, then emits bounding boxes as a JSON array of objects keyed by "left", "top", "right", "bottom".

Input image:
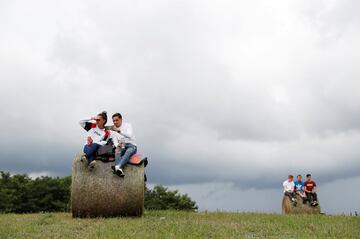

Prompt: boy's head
[
  {"left": 306, "top": 174, "right": 312, "bottom": 181},
  {"left": 287, "top": 175, "right": 294, "bottom": 182},
  {"left": 112, "top": 113, "right": 123, "bottom": 128},
  {"left": 297, "top": 174, "right": 302, "bottom": 181}
]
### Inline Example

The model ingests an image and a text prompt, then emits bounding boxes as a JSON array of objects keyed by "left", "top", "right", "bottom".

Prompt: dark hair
[
  {"left": 297, "top": 174, "right": 302, "bottom": 178},
  {"left": 97, "top": 111, "right": 108, "bottom": 125},
  {"left": 306, "top": 174, "right": 311, "bottom": 178},
  {"left": 112, "top": 113, "right": 122, "bottom": 119}
]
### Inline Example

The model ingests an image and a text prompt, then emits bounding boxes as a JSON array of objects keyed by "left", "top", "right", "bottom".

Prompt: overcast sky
[{"left": 1, "top": 0, "right": 359, "bottom": 214}]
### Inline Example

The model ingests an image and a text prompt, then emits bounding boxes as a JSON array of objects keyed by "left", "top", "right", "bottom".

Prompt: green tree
[
  {"left": 0, "top": 172, "right": 71, "bottom": 213},
  {"left": 145, "top": 185, "right": 198, "bottom": 211}
]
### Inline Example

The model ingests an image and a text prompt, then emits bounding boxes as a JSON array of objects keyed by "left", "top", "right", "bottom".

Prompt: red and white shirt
[{"left": 79, "top": 118, "right": 110, "bottom": 146}]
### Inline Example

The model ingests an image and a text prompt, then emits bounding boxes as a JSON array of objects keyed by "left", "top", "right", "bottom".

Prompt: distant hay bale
[
  {"left": 71, "top": 154, "right": 144, "bottom": 218},
  {"left": 282, "top": 195, "right": 320, "bottom": 215}
]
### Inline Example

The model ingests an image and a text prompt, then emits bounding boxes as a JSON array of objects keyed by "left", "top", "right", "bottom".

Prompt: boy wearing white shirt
[
  {"left": 109, "top": 113, "right": 137, "bottom": 177},
  {"left": 283, "top": 175, "right": 297, "bottom": 206}
]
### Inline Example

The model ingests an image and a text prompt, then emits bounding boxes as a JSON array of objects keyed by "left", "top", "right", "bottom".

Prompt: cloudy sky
[{"left": 1, "top": 0, "right": 359, "bottom": 214}]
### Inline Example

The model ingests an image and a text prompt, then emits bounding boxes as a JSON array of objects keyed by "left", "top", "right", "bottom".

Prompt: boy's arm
[
  {"left": 110, "top": 131, "right": 125, "bottom": 147},
  {"left": 120, "top": 123, "right": 133, "bottom": 139}
]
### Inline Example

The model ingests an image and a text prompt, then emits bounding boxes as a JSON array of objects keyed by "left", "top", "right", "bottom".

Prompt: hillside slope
[{"left": 0, "top": 211, "right": 359, "bottom": 238}]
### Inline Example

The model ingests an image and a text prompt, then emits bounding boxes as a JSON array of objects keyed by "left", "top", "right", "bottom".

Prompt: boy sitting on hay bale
[
  {"left": 109, "top": 113, "right": 137, "bottom": 178},
  {"left": 304, "top": 174, "right": 319, "bottom": 206},
  {"left": 79, "top": 111, "right": 140, "bottom": 177},
  {"left": 283, "top": 175, "right": 297, "bottom": 206},
  {"left": 294, "top": 175, "right": 307, "bottom": 204}
]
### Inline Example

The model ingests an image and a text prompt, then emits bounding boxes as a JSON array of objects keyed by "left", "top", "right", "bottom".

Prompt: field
[{"left": 0, "top": 211, "right": 359, "bottom": 239}]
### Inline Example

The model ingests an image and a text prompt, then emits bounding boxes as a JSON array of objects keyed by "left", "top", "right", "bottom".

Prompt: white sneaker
[
  {"left": 116, "top": 168, "right": 125, "bottom": 177},
  {"left": 88, "top": 161, "right": 96, "bottom": 170}
]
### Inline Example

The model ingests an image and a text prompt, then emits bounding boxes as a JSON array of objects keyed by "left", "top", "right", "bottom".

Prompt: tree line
[{"left": 0, "top": 171, "right": 197, "bottom": 213}]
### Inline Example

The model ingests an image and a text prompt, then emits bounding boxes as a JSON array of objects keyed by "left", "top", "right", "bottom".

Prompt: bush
[{"left": 145, "top": 185, "right": 198, "bottom": 211}]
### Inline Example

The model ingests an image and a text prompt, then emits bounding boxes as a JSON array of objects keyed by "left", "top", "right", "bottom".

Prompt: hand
[{"left": 87, "top": 136, "right": 93, "bottom": 145}]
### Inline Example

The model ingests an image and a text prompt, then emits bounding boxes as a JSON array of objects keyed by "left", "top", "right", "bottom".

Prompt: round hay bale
[
  {"left": 71, "top": 154, "right": 145, "bottom": 218},
  {"left": 282, "top": 194, "right": 320, "bottom": 215}
]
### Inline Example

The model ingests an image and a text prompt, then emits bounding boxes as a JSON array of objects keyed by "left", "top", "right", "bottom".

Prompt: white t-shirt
[
  {"left": 110, "top": 122, "right": 136, "bottom": 145},
  {"left": 283, "top": 180, "right": 295, "bottom": 193}
]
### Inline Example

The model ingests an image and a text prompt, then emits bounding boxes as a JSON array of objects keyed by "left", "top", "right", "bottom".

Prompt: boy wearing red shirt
[{"left": 304, "top": 174, "right": 319, "bottom": 206}]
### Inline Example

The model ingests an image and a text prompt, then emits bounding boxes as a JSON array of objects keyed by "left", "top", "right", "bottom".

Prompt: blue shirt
[{"left": 294, "top": 180, "right": 304, "bottom": 192}]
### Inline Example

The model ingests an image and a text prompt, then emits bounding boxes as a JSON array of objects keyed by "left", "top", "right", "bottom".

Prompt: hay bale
[
  {"left": 282, "top": 194, "right": 320, "bottom": 214},
  {"left": 71, "top": 154, "right": 144, "bottom": 218}
]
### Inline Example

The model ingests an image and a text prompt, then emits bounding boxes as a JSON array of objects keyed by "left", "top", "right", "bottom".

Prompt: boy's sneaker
[
  {"left": 88, "top": 161, "right": 96, "bottom": 171},
  {"left": 116, "top": 168, "right": 125, "bottom": 177},
  {"left": 111, "top": 165, "right": 116, "bottom": 173},
  {"left": 80, "top": 155, "right": 86, "bottom": 162}
]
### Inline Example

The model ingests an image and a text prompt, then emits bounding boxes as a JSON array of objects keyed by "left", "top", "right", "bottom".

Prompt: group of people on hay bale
[
  {"left": 78, "top": 111, "right": 139, "bottom": 177},
  {"left": 283, "top": 174, "right": 319, "bottom": 207}
]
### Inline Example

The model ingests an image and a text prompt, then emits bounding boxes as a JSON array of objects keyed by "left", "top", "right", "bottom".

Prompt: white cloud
[
  {"left": 28, "top": 171, "right": 54, "bottom": 179},
  {"left": 0, "top": 0, "right": 359, "bottom": 212}
]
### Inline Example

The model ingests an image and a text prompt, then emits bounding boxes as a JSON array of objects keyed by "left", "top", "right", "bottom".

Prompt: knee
[{"left": 83, "top": 145, "right": 89, "bottom": 153}]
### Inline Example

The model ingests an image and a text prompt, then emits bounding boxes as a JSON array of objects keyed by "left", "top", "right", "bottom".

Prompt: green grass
[{"left": 0, "top": 211, "right": 359, "bottom": 239}]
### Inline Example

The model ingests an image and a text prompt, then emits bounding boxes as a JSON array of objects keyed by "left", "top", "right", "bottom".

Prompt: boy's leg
[
  {"left": 118, "top": 144, "right": 137, "bottom": 168},
  {"left": 312, "top": 192, "right": 318, "bottom": 202},
  {"left": 83, "top": 144, "right": 100, "bottom": 163},
  {"left": 300, "top": 192, "right": 307, "bottom": 203},
  {"left": 285, "top": 192, "right": 294, "bottom": 200},
  {"left": 306, "top": 192, "right": 312, "bottom": 203},
  {"left": 114, "top": 146, "right": 124, "bottom": 166}
]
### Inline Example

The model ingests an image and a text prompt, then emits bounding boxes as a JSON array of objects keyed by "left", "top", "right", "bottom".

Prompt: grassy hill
[{"left": 0, "top": 211, "right": 359, "bottom": 239}]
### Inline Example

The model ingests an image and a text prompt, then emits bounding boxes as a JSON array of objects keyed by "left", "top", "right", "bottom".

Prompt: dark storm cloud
[{"left": 0, "top": 0, "right": 360, "bottom": 214}]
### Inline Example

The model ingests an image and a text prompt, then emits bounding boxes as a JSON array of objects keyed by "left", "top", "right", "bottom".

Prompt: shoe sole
[
  {"left": 88, "top": 162, "right": 96, "bottom": 171},
  {"left": 116, "top": 170, "right": 125, "bottom": 177}
]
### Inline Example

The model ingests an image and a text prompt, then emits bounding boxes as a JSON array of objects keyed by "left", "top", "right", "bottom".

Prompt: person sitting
[
  {"left": 283, "top": 175, "right": 297, "bottom": 206},
  {"left": 79, "top": 111, "right": 110, "bottom": 170},
  {"left": 304, "top": 174, "right": 319, "bottom": 206},
  {"left": 294, "top": 174, "right": 307, "bottom": 204},
  {"left": 109, "top": 113, "right": 137, "bottom": 177}
]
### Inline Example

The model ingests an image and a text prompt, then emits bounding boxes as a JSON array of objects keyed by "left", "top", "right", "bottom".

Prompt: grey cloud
[{"left": 0, "top": 0, "right": 360, "bottom": 212}]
